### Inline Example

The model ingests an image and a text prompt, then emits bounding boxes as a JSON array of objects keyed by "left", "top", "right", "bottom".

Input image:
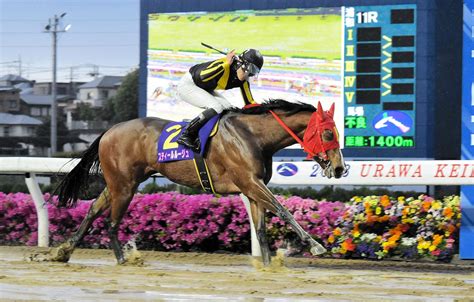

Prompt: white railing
[{"left": 1, "top": 157, "right": 473, "bottom": 254}]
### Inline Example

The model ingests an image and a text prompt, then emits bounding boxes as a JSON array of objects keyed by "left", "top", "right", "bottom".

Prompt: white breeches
[{"left": 177, "top": 72, "right": 233, "bottom": 114}]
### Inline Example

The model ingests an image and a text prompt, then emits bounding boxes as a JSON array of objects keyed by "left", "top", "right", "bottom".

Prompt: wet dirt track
[{"left": 0, "top": 246, "right": 473, "bottom": 301}]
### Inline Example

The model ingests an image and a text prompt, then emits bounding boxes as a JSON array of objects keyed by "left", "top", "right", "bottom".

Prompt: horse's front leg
[{"left": 241, "top": 178, "right": 326, "bottom": 256}]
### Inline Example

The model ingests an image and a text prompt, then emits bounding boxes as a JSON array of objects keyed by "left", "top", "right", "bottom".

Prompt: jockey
[{"left": 177, "top": 48, "right": 264, "bottom": 152}]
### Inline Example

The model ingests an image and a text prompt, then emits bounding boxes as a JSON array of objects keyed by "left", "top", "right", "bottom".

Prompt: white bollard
[
  {"left": 240, "top": 193, "right": 261, "bottom": 257},
  {"left": 25, "top": 173, "right": 49, "bottom": 247}
]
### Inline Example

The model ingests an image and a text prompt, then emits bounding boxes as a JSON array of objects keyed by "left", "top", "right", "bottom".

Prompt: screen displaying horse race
[{"left": 146, "top": 5, "right": 416, "bottom": 149}]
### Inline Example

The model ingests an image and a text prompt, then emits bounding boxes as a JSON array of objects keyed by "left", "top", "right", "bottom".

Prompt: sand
[{"left": 0, "top": 246, "right": 473, "bottom": 301}]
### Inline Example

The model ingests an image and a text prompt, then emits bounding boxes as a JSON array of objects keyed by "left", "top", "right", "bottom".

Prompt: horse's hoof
[
  {"left": 310, "top": 244, "right": 327, "bottom": 256},
  {"left": 48, "top": 243, "right": 73, "bottom": 262},
  {"left": 26, "top": 251, "right": 50, "bottom": 262}
]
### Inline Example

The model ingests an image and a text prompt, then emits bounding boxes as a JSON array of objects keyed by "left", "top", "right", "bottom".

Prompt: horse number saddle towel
[
  {"left": 157, "top": 115, "right": 220, "bottom": 163},
  {"left": 157, "top": 115, "right": 220, "bottom": 194}
]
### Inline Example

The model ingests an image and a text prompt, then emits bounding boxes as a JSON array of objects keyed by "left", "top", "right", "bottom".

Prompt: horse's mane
[{"left": 223, "top": 99, "right": 316, "bottom": 116}]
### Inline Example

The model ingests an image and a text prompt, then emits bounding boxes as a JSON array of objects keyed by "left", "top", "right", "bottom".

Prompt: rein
[
  {"left": 243, "top": 103, "right": 339, "bottom": 160},
  {"left": 269, "top": 110, "right": 317, "bottom": 158}
]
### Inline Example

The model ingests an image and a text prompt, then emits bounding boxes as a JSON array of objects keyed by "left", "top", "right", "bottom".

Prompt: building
[
  {"left": 19, "top": 93, "right": 70, "bottom": 119},
  {"left": 33, "top": 81, "right": 84, "bottom": 98},
  {"left": 0, "top": 86, "right": 21, "bottom": 114},
  {"left": 76, "top": 76, "right": 123, "bottom": 107},
  {"left": 0, "top": 74, "right": 33, "bottom": 88},
  {"left": 0, "top": 112, "right": 42, "bottom": 155}
]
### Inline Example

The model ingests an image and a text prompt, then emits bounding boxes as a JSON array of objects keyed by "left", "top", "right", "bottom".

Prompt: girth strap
[{"left": 193, "top": 153, "right": 216, "bottom": 194}]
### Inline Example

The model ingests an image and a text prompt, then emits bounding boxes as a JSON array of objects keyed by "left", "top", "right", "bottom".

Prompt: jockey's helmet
[{"left": 239, "top": 49, "right": 264, "bottom": 77}]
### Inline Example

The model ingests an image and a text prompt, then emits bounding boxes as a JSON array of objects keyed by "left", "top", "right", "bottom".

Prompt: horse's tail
[{"left": 55, "top": 133, "right": 105, "bottom": 208}]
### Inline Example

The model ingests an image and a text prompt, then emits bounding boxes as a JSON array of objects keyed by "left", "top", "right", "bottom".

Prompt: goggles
[{"left": 241, "top": 61, "right": 260, "bottom": 77}]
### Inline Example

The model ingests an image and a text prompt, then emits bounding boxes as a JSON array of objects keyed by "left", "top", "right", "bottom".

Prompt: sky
[{"left": 0, "top": 0, "right": 139, "bottom": 83}]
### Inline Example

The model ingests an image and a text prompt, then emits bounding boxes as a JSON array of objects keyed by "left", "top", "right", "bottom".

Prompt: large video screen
[{"left": 147, "top": 5, "right": 416, "bottom": 149}]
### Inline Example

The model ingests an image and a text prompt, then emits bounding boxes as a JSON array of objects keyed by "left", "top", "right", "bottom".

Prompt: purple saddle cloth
[{"left": 157, "top": 115, "right": 220, "bottom": 162}]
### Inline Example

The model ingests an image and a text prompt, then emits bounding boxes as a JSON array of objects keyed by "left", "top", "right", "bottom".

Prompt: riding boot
[{"left": 177, "top": 108, "right": 218, "bottom": 152}]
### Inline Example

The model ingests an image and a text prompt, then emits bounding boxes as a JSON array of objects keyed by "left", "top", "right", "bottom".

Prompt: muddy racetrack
[{"left": 0, "top": 246, "right": 473, "bottom": 301}]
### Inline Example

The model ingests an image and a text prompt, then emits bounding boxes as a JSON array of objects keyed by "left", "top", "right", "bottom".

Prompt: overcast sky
[{"left": 0, "top": 0, "right": 139, "bottom": 83}]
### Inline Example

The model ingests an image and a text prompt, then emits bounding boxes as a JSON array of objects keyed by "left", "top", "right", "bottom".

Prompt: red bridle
[{"left": 268, "top": 102, "right": 340, "bottom": 160}]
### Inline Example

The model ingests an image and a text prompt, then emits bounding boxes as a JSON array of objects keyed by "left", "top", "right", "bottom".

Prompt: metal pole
[
  {"left": 25, "top": 173, "right": 49, "bottom": 247},
  {"left": 240, "top": 193, "right": 262, "bottom": 257},
  {"left": 18, "top": 55, "right": 22, "bottom": 76},
  {"left": 50, "top": 15, "right": 58, "bottom": 156}
]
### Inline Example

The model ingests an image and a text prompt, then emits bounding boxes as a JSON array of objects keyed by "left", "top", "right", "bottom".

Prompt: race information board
[
  {"left": 343, "top": 5, "right": 416, "bottom": 148},
  {"left": 461, "top": 0, "right": 474, "bottom": 259}
]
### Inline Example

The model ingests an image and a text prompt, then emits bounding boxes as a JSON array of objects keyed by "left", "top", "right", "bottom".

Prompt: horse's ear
[
  {"left": 317, "top": 102, "right": 325, "bottom": 119},
  {"left": 327, "top": 103, "right": 335, "bottom": 118}
]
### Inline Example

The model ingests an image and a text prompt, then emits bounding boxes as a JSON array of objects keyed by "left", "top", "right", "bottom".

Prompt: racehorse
[{"left": 51, "top": 99, "right": 346, "bottom": 266}]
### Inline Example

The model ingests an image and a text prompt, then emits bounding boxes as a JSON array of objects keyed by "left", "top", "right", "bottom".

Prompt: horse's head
[{"left": 302, "top": 102, "right": 346, "bottom": 179}]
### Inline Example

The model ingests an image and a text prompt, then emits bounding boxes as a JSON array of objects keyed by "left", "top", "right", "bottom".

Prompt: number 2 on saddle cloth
[{"left": 157, "top": 115, "right": 220, "bottom": 163}]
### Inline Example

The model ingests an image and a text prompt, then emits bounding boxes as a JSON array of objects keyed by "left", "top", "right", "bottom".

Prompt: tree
[
  {"left": 73, "top": 102, "right": 98, "bottom": 121},
  {"left": 34, "top": 116, "right": 83, "bottom": 152},
  {"left": 106, "top": 69, "right": 139, "bottom": 123},
  {"left": 100, "top": 96, "right": 115, "bottom": 121}
]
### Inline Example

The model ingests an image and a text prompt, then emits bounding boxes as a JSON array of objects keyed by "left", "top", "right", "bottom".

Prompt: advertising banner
[{"left": 270, "top": 160, "right": 474, "bottom": 186}]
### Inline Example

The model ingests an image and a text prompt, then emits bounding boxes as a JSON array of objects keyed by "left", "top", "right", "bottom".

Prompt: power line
[{"left": 0, "top": 61, "right": 20, "bottom": 65}]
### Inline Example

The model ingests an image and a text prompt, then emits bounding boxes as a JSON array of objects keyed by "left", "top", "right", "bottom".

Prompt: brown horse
[{"left": 51, "top": 99, "right": 346, "bottom": 266}]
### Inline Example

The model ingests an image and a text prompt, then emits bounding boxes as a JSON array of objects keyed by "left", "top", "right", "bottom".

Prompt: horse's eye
[{"left": 323, "top": 131, "right": 334, "bottom": 141}]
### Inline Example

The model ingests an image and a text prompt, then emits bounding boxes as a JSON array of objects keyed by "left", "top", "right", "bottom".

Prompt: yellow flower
[
  {"left": 352, "top": 230, "right": 360, "bottom": 238},
  {"left": 429, "top": 245, "right": 437, "bottom": 252},
  {"left": 418, "top": 241, "right": 431, "bottom": 250},
  {"left": 328, "top": 235, "right": 335, "bottom": 244},
  {"left": 375, "top": 207, "right": 382, "bottom": 215},
  {"left": 333, "top": 228, "right": 342, "bottom": 236},
  {"left": 431, "top": 201, "right": 442, "bottom": 210}
]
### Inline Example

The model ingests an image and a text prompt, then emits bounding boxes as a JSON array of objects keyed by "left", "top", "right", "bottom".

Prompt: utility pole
[
  {"left": 17, "top": 55, "right": 22, "bottom": 76},
  {"left": 44, "top": 13, "right": 70, "bottom": 156}
]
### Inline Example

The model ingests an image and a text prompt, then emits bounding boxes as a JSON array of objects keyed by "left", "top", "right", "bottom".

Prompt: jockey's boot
[{"left": 177, "top": 108, "right": 218, "bottom": 152}]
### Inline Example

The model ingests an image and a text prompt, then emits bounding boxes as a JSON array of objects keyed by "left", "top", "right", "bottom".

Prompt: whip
[{"left": 201, "top": 42, "right": 228, "bottom": 55}]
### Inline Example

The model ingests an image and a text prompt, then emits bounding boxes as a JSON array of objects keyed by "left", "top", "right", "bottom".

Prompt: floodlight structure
[{"left": 43, "top": 13, "right": 71, "bottom": 156}]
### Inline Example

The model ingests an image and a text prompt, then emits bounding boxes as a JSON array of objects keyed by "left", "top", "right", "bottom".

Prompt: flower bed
[
  {"left": 0, "top": 192, "right": 460, "bottom": 261},
  {"left": 326, "top": 195, "right": 460, "bottom": 261}
]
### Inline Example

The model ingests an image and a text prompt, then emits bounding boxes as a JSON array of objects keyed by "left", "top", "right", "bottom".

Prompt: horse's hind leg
[
  {"left": 248, "top": 199, "right": 271, "bottom": 265},
  {"left": 50, "top": 188, "right": 111, "bottom": 262},
  {"left": 107, "top": 182, "right": 138, "bottom": 265}
]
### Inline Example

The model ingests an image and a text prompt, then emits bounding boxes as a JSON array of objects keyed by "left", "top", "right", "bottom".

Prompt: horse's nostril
[{"left": 334, "top": 166, "right": 344, "bottom": 176}]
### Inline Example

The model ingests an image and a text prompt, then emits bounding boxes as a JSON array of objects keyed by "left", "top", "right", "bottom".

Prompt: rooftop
[
  {"left": 79, "top": 76, "right": 124, "bottom": 89},
  {"left": 20, "top": 94, "right": 69, "bottom": 106},
  {"left": 0, "top": 86, "right": 20, "bottom": 92},
  {"left": 0, "top": 74, "right": 31, "bottom": 83},
  {"left": 0, "top": 113, "right": 43, "bottom": 125}
]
